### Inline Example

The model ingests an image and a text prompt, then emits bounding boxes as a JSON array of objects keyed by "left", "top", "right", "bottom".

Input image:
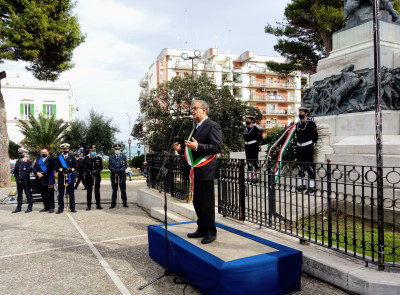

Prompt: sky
[{"left": 2, "top": 0, "right": 290, "bottom": 150}]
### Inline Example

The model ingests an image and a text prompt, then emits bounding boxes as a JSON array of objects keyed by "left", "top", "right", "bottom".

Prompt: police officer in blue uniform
[
  {"left": 296, "top": 107, "right": 318, "bottom": 194},
  {"left": 13, "top": 148, "right": 33, "bottom": 213},
  {"left": 55, "top": 143, "right": 77, "bottom": 213},
  {"left": 84, "top": 145, "right": 103, "bottom": 210},
  {"left": 108, "top": 144, "right": 128, "bottom": 208},
  {"left": 33, "top": 149, "right": 55, "bottom": 213}
]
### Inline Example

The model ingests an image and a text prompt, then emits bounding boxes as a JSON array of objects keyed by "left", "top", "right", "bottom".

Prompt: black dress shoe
[
  {"left": 70, "top": 209, "right": 77, "bottom": 213},
  {"left": 25, "top": 208, "right": 32, "bottom": 213},
  {"left": 86, "top": 207, "right": 91, "bottom": 211},
  {"left": 305, "top": 187, "right": 316, "bottom": 194},
  {"left": 296, "top": 185, "right": 307, "bottom": 192},
  {"left": 55, "top": 210, "right": 63, "bottom": 214},
  {"left": 187, "top": 231, "right": 206, "bottom": 238},
  {"left": 109, "top": 205, "right": 116, "bottom": 209},
  {"left": 201, "top": 235, "right": 216, "bottom": 244},
  {"left": 49, "top": 208, "right": 54, "bottom": 213},
  {"left": 40, "top": 208, "right": 49, "bottom": 212},
  {"left": 123, "top": 204, "right": 129, "bottom": 208},
  {"left": 12, "top": 208, "right": 21, "bottom": 213},
  {"left": 96, "top": 206, "right": 103, "bottom": 210}
]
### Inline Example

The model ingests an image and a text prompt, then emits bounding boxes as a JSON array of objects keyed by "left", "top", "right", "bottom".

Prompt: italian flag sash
[{"left": 184, "top": 127, "right": 215, "bottom": 201}]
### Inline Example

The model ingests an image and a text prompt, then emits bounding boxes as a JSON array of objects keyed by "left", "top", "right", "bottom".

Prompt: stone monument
[{"left": 307, "top": 1, "right": 400, "bottom": 165}]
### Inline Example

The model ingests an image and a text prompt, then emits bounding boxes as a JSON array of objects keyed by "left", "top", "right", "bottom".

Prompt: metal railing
[{"left": 146, "top": 154, "right": 400, "bottom": 268}]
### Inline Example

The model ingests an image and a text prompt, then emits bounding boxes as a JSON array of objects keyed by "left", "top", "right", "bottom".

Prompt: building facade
[
  {"left": 3, "top": 76, "right": 76, "bottom": 143},
  {"left": 140, "top": 48, "right": 306, "bottom": 134}
]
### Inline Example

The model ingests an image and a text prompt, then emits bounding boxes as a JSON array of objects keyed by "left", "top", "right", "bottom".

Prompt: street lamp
[
  {"left": 181, "top": 50, "right": 201, "bottom": 95},
  {"left": 142, "top": 124, "right": 148, "bottom": 162},
  {"left": 128, "top": 138, "right": 132, "bottom": 161}
]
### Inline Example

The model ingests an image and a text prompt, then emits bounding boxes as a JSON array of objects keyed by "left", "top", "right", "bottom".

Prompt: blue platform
[{"left": 148, "top": 221, "right": 302, "bottom": 295}]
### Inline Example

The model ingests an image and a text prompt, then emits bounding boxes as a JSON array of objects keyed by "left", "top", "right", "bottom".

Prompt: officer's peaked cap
[
  {"left": 18, "top": 147, "right": 29, "bottom": 153},
  {"left": 298, "top": 106, "right": 310, "bottom": 113},
  {"left": 113, "top": 144, "right": 121, "bottom": 149},
  {"left": 89, "top": 145, "right": 96, "bottom": 150},
  {"left": 60, "top": 143, "right": 70, "bottom": 149}
]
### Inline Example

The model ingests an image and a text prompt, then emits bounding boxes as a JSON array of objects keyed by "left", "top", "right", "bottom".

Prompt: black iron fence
[{"left": 147, "top": 154, "right": 400, "bottom": 269}]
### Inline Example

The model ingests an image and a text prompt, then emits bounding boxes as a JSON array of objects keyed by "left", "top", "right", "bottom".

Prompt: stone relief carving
[{"left": 303, "top": 65, "right": 400, "bottom": 116}]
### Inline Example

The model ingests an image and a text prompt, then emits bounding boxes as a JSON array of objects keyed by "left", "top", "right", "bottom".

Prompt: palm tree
[{"left": 17, "top": 114, "right": 69, "bottom": 156}]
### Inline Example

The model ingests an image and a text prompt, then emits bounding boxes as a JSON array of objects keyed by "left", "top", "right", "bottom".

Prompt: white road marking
[{"left": 67, "top": 213, "right": 132, "bottom": 295}]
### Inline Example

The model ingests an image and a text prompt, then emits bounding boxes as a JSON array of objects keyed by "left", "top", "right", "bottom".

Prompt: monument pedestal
[{"left": 311, "top": 20, "right": 400, "bottom": 83}]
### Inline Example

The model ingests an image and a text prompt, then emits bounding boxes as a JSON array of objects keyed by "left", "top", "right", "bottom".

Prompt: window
[
  {"left": 43, "top": 104, "right": 56, "bottom": 117},
  {"left": 266, "top": 119, "right": 271, "bottom": 128},
  {"left": 273, "top": 118, "right": 277, "bottom": 127},
  {"left": 251, "top": 90, "right": 256, "bottom": 99},
  {"left": 266, "top": 78, "right": 271, "bottom": 86},
  {"left": 273, "top": 91, "right": 278, "bottom": 98},
  {"left": 288, "top": 91, "right": 292, "bottom": 100},
  {"left": 20, "top": 103, "right": 34, "bottom": 120},
  {"left": 273, "top": 78, "right": 278, "bottom": 86}
]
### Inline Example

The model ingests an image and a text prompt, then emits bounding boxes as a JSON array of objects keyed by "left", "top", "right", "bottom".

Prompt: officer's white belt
[
  {"left": 297, "top": 140, "right": 313, "bottom": 147},
  {"left": 245, "top": 140, "right": 257, "bottom": 145}
]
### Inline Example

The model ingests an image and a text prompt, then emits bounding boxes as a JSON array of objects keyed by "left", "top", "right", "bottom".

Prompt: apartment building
[
  {"left": 139, "top": 48, "right": 305, "bottom": 134},
  {"left": 2, "top": 76, "right": 76, "bottom": 143}
]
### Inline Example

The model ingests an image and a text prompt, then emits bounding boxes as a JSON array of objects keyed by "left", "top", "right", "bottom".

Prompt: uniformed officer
[
  {"left": 74, "top": 154, "right": 86, "bottom": 190},
  {"left": 108, "top": 144, "right": 128, "bottom": 208},
  {"left": 13, "top": 148, "right": 33, "bottom": 213},
  {"left": 33, "top": 149, "right": 55, "bottom": 213},
  {"left": 244, "top": 116, "right": 263, "bottom": 182},
  {"left": 54, "top": 143, "right": 77, "bottom": 213},
  {"left": 296, "top": 107, "right": 318, "bottom": 194},
  {"left": 83, "top": 145, "right": 103, "bottom": 210}
]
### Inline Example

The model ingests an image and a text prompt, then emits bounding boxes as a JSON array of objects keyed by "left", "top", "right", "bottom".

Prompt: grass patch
[{"left": 298, "top": 211, "right": 400, "bottom": 263}]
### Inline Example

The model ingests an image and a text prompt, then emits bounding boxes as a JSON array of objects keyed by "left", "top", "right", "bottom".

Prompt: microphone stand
[{"left": 139, "top": 117, "right": 191, "bottom": 290}]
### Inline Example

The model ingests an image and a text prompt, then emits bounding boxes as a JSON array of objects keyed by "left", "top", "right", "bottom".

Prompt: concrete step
[
  {"left": 150, "top": 207, "right": 188, "bottom": 223},
  {"left": 327, "top": 153, "right": 400, "bottom": 166},
  {"left": 332, "top": 135, "right": 400, "bottom": 155}
]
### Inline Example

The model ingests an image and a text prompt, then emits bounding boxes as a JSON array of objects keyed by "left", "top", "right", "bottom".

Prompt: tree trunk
[
  {"left": 320, "top": 30, "right": 333, "bottom": 56},
  {"left": 0, "top": 71, "right": 11, "bottom": 187}
]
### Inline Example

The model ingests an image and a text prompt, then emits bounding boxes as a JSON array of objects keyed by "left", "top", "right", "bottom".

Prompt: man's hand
[
  {"left": 37, "top": 172, "right": 43, "bottom": 179},
  {"left": 173, "top": 142, "right": 181, "bottom": 152},
  {"left": 185, "top": 138, "right": 198, "bottom": 151}
]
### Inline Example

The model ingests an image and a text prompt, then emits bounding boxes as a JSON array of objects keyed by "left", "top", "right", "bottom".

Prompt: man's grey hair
[{"left": 191, "top": 100, "right": 209, "bottom": 114}]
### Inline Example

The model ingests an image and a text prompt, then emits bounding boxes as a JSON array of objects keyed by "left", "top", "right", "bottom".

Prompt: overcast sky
[{"left": 3, "top": 0, "right": 290, "bottom": 147}]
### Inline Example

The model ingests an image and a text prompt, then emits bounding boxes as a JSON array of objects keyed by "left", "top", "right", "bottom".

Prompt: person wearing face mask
[
  {"left": 12, "top": 148, "right": 33, "bottom": 213},
  {"left": 243, "top": 116, "right": 263, "bottom": 183},
  {"left": 83, "top": 145, "right": 103, "bottom": 210},
  {"left": 296, "top": 107, "right": 318, "bottom": 194},
  {"left": 108, "top": 144, "right": 128, "bottom": 208},
  {"left": 33, "top": 149, "right": 55, "bottom": 213},
  {"left": 54, "top": 143, "right": 77, "bottom": 213}
]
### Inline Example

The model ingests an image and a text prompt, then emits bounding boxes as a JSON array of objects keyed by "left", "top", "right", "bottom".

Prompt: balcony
[
  {"left": 249, "top": 95, "right": 296, "bottom": 102},
  {"left": 259, "top": 123, "right": 287, "bottom": 130},
  {"left": 139, "top": 78, "right": 148, "bottom": 88},
  {"left": 248, "top": 66, "right": 271, "bottom": 74},
  {"left": 204, "top": 63, "right": 216, "bottom": 71},
  {"left": 174, "top": 61, "right": 196, "bottom": 70},
  {"left": 261, "top": 109, "right": 296, "bottom": 116},
  {"left": 249, "top": 81, "right": 297, "bottom": 89}
]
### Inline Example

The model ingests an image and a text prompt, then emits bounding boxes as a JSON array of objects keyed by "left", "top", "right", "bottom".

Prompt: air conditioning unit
[{"left": 261, "top": 88, "right": 266, "bottom": 91}]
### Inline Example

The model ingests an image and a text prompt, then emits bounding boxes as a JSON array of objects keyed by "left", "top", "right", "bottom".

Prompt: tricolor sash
[{"left": 184, "top": 127, "right": 215, "bottom": 201}]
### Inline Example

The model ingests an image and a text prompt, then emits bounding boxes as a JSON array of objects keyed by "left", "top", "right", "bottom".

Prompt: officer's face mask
[
  {"left": 18, "top": 153, "right": 25, "bottom": 158},
  {"left": 63, "top": 150, "right": 69, "bottom": 155},
  {"left": 245, "top": 121, "right": 251, "bottom": 126},
  {"left": 42, "top": 154, "right": 48, "bottom": 158},
  {"left": 299, "top": 114, "right": 305, "bottom": 120},
  {"left": 91, "top": 152, "right": 96, "bottom": 156},
  {"left": 115, "top": 150, "right": 121, "bottom": 155}
]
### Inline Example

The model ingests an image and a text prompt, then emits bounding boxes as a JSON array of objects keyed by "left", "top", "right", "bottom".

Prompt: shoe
[
  {"left": 251, "top": 177, "right": 260, "bottom": 184},
  {"left": 25, "top": 208, "right": 32, "bottom": 213},
  {"left": 12, "top": 208, "right": 21, "bottom": 213},
  {"left": 187, "top": 231, "right": 206, "bottom": 238},
  {"left": 296, "top": 185, "right": 307, "bottom": 192},
  {"left": 109, "top": 205, "right": 116, "bottom": 209},
  {"left": 123, "top": 204, "right": 129, "bottom": 208},
  {"left": 86, "top": 207, "right": 91, "bottom": 211},
  {"left": 49, "top": 208, "right": 54, "bottom": 213},
  {"left": 201, "top": 236, "right": 216, "bottom": 244},
  {"left": 39, "top": 208, "right": 49, "bottom": 212},
  {"left": 305, "top": 187, "right": 316, "bottom": 194},
  {"left": 70, "top": 209, "right": 77, "bottom": 213},
  {"left": 96, "top": 206, "right": 103, "bottom": 210},
  {"left": 55, "top": 210, "right": 63, "bottom": 214},
  {"left": 82, "top": 188, "right": 86, "bottom": 190}
]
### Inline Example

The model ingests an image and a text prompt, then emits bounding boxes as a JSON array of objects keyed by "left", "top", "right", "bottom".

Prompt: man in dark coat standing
[
  {"left": 243, "top": 116, "right": 263, "bottom": 182},
  {"left": 108, "top": 144, "right": 128, "bottom": 208},
  {"left": 12, "top": 148, "right": 33, "bottom": 213},
  {"left": 33, "top": 149, "right": 55, "bottom": 213},
  {"left": 296, "top": 107, "right": 318, "bottom": 194},
  {"left": 74, "top": 154, "right": 86, "bottom": 190},
  {"left": 54, "top": 143, "right": 77, "bottom": 213},
  {"left": 84, "top": 145, "right": 103, "bottom": 210},
  {"left": 173, "top": 100, "right": 222, "bottom": 244}
]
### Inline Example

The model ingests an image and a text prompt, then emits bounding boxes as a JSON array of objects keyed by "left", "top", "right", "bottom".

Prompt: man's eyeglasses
[{"left": 191, "top": 106, "right": 203, "bottom": 111}]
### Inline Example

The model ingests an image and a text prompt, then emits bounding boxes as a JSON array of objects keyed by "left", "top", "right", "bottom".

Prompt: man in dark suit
[
  {"left": 84, "top": 145, "right": 103, "bottom": 210},
  {"left": 74, "top": 154, "right": 86, "bottom": 190},
  {"left": 108, "top": 144, "right": 128, "bottom": 208},
  {"left": 33, "top": 149, "right": 55, "bottom": 213},
  {"left": 54, "top": 143, "right": 77, "bottom": 213},
  {"left": 12, "top": 148, "right": 33, "bottom": 213},
  {"left": 173, "top": 100, "right": 222, "bottom": 244}
]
